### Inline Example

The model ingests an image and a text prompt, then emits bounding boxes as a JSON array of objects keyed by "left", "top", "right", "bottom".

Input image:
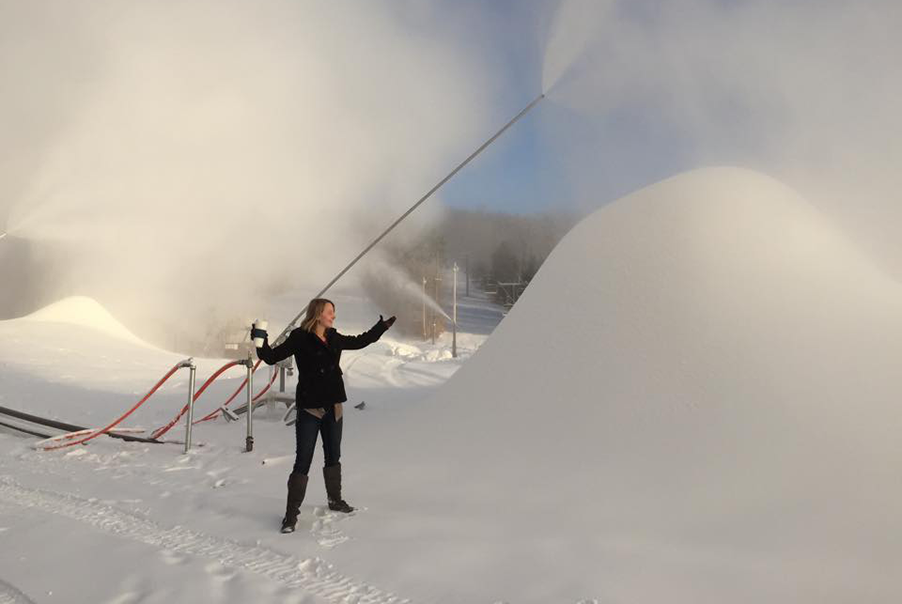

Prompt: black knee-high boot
[
  {"left": 281, "top": 473, "right": 308, "bottom": 533},
  {"left": 323, "top": 463, "right": 354, "bottom": 513}
]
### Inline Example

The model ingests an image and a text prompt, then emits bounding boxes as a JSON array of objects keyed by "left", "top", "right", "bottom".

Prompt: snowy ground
[
  {"left": 3, "top": 168, "right": 901, "bottom": 603},
  {"left": 0, "top": 286, "right": 504, "bottom": 604}
]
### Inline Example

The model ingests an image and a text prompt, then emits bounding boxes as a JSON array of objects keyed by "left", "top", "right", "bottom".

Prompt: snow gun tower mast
[{"left": 270, "top": 93, "right": 546, "bottom": 347}]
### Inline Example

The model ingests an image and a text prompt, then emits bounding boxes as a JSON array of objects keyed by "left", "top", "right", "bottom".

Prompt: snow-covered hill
[
  {"left": 21, "top": 296, "right": 150, "bottom": 346},
  {"left": 361, "top": 167, "right": 902, "bottom": 602}
]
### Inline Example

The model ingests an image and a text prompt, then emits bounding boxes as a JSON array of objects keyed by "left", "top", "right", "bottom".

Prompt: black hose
[{"left": 0, "top": 405, "right": 160, "bottom": 444}]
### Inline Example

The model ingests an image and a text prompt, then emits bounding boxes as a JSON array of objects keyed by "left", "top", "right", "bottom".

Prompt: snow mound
[
  {"left": 20, "top": 296, "right": 149, "bottom": 347},
  {"left": 370, "top": 167, "right": 902, "bottom": 601}
]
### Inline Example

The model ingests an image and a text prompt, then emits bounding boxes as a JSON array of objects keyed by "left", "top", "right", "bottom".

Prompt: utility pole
[{"left": 452, "top": 262, "right": 458, "bottom": 358}]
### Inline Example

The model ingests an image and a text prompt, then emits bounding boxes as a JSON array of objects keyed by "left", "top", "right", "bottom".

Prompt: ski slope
[
  {"left": 1, "top": 167, "right": 900, "bottom": 602},
  {"left": 361, "top": 167, "right": 902, "bottom": 602}
]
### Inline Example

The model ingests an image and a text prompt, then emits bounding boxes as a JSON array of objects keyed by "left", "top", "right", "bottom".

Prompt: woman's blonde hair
[{"left": 300, "top": 298, "right": 334, "bottom": 333}]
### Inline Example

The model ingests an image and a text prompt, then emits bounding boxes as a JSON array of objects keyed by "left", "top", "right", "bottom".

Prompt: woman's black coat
[{"left": 256, "top": 320, "right": 388, "bottom": 408}]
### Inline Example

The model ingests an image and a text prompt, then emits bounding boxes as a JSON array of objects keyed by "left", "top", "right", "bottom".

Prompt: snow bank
[
  {"left": 362, "top": 167, "right": 902, "bottom": 602},
  {"left": 20, "top": 296, "right": 149, "bottom": 347},
  {"left": 0, "top": 296, "right": 196, "bottom": 406}
]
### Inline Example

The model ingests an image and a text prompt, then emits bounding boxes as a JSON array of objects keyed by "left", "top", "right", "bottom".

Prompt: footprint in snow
[
  {"left": 159, "top": 549, "right": 187, "bottom": 565},
  {"left": 163, "top": 466, "right": 200, "bottom": 473},
  {"left": 103, "top": 591, "right": 145, "bottom": 604},
  {"left": 203, "top": 561, "right": 237, "bottom": 582},
  {"left": 310, "top": 506, "right": 354, "bottom": 548}
]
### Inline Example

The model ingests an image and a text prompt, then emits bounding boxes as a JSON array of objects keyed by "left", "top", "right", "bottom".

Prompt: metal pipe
[
  {"left": 245, "top": 355, "right": 254, "bottom": 452},
  {"left": 452, "top": 262, "right": 458, "bottom": 358},
  {"left": 273, "top": 93, "right": 546, "bottom": 345},
  {"left": 183, "top": 361, "right": 197, "bottom": 454}
]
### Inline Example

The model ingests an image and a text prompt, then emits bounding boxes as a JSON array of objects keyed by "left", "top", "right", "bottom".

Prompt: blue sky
[
  {"left": 439, "top": 92, "right": 698, "bottom": 216},
  {"left": 432, "top": 0, "right": 784, "bottom": 217},
  {"left": 433, "top": 0, "right": 692, "bottom": 217},
  {"left": 440, "top": 101, "right": 569, "bottom": 214}
]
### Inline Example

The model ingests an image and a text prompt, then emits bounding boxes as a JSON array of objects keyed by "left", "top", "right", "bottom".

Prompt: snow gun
[{"left": 270, "top": 93, "right": 545, "bottom": 346}]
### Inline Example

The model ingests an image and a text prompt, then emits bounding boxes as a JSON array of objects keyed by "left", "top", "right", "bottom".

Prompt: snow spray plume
[
  {"left": 0, "top": 2, "right": 497, "bottom": 349},
  {"left": 273, "top": 93, "right": 545, "bottom": 345},
  {"left": 540, "top": 0, "right": 902, "bottom": 277},
  {"left": 359, "top": 254, "right": 451, "bottom": 338}
]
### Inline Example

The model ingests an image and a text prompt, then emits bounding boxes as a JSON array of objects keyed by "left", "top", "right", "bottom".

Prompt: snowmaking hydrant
[{"left": 242, "top": 352, "right": 255, "bottom": 452}]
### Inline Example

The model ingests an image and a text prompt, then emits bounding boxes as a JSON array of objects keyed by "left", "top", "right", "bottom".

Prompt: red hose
[
  {"left": 251, "top": 366, "right": 279, "bottom": 403},
  {"left": 150, "top": 360, "right": 244, "bottom": 440},
  {"left": 44, "top": 361, "right": 186, "bottom": 451},
  {"left": 193, "top": 359, "right": 278, "bottom": 424},
  {"left": 42, "top": 358, "right": 281, "bottom": 451}
]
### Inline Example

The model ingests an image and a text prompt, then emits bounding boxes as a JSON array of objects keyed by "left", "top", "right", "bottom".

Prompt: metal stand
[
  {"left": 244, "top": 354, "right": 254, "bottom": 452},
  {"left": 452, "top": 262, "right": 458, "bottom": 358},
  {"left": 422, "top": 276, "right": 427, "bottom": 338},
  {"left": 183, "top": 359, "right": 197, "bottom": 454}
]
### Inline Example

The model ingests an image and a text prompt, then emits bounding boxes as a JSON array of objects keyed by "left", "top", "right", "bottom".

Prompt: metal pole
[
  {"left": 272, "top": 93, "right": 546, "bottom": 346},
  {"left": 452, "top": 262, "right": 458, "bottom": 358},
  {"left": 432, "top": 254, "right": 440, "bottom": 346},
  {"left": 184, "top": 360, "right": 197, "bottom": 454},
  {"left": 422, "top": 276, "right": 427, "bottom": 339},
  {"left": 245, "top": 354, "right": 254, "bottom": 452}
]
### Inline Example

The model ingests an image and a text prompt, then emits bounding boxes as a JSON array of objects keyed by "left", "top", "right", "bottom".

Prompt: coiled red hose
[
  {"left": 42, "top": 358, "right": 282, "bottom": 451},
  {"left": 193, "top": 359, "right": 279, "bottom": 424},
  {"left": 150, "top": 360, "right": 245, "bottom": 440},
  {"left": 43, "top": 361, "right": 186, "bottom": 451}
]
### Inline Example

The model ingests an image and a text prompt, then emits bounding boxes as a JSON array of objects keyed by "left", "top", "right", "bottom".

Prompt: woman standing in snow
[{"left": 253, "top": 298, "right": 395, "bottom": 533}]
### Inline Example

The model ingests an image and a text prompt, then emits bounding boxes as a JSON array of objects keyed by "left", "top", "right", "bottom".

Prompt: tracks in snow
[
  {"left": 0, "top": 579, "right": 35, "bottom": 604},
  {"left": 0, "top": 477, "right": 411, "bottom": 604}
]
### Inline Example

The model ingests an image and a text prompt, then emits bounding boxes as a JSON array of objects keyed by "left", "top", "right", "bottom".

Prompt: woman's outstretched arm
[
  {"left": 333, "top": 315, "right": 395, "bottom": 351},
  {"left": 256, "top": 329, "right": 297, "bottom": 364}
]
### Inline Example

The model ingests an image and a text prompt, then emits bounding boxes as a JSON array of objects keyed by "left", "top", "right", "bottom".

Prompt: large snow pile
[
  {"left": 0, "top": 296, "right": 207, "bottom": 419},
  {"left": 21, "top": 296, "right": 149, "bottom": 347},
  {"left": 358, "top": 167, "right": 902, "bottom": 602}
]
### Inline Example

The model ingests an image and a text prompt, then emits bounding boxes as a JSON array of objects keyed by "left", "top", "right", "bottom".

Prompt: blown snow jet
[{"left": 272, "top": 93, "right": 546, "bottom": 344}]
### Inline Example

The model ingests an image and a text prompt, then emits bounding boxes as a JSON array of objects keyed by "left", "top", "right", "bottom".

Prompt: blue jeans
[{"left": 293, "top": 406, "right": 342, "bottom": 475}]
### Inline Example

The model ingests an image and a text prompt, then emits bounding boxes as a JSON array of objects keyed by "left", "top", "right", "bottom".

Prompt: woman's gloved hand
[
  {"left": 379, "top": 314, "right": 396, "bottom": 330},
  {"left": 250, "top": 325, "right": 268, "bottom": 344}
]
